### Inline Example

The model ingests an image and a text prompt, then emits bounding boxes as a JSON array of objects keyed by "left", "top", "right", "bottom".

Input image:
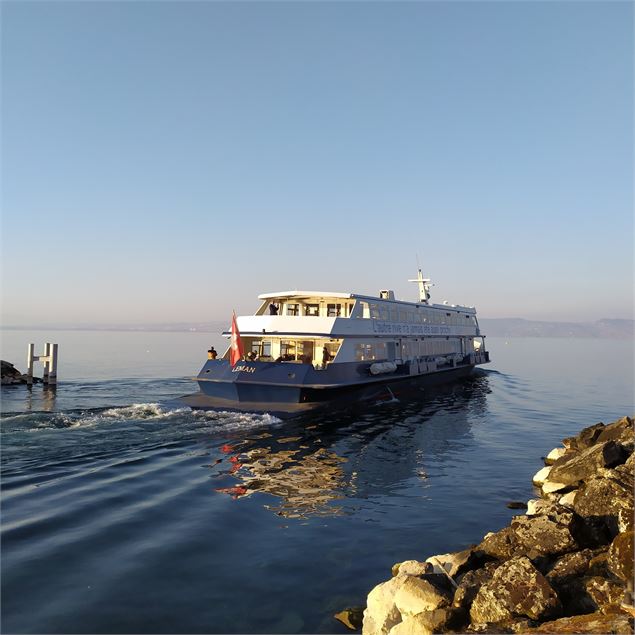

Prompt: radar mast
[{"left": 408, "top": 269, "right": 432, "bottom": 304}]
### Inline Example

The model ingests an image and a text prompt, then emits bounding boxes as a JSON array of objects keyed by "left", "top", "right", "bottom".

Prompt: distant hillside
[{"left": 479, "top": 318, "right": 634, "bottom": 339}]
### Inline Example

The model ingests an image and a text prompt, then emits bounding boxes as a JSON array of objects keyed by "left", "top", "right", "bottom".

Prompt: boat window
[
  {"left": 370, "top": 303, "right": 379, "bottom": 319},
  {"left": 286, "top": 303, "right": 299, "bottom": 316},
  {"left": 323, "top": 341, "right": 339, "bottom": 360},
  {"left": 304, "top": 304, "right": 320, "bottom": 316},
  {"left": 399, "top": 310, "right": 407, "bottom": 322},
  {"left": 375, "top": 341, "right": 386, "bottom": 359},
  {"left": 379, "top": 306, "right": 389, "bottom": 320},
  {"left": 251, "top": 340, "right": 272, "bottom": 359},
  {"left": 327, "top": 303, "right": 342, "bottom": 317},
  {"left": 280, "top": 340, "right": 297, "bottom": 359},
  {"left": 355, "top": 343, "right": 376, "bottom": 361},
  {"left": 359, "top": 302, "right": 370, "bottom": 319},
  {"left": 389, "top": 306, "right": 398, "bottom": 322}
]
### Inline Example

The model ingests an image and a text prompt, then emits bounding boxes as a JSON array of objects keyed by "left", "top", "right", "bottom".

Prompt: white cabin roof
[
  {"left": 258, "top": 291, "right": 353, "bottom": 300},
  {"left": 257, "top": 290, "right": 476, "bottom": 313}
]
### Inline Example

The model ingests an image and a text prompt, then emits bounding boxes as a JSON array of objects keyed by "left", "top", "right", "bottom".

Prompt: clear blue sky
[{"left": 2, "top": 1, "right": 633, "bottom": 325}]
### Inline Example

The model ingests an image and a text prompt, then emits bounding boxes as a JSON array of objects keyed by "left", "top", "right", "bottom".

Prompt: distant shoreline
[{"left": 1, "top": 318, "right": 633, "bottom": 339}]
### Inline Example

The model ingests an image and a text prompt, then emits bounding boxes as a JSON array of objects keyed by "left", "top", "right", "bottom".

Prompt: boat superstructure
[{"left": 181, "top": 271, "right": 490, "bottom": 417}]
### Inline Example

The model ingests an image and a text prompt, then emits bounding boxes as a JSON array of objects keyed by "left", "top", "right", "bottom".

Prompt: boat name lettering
[
  {"left": 232, "top": 365, "right": 256, "bottom": 373},
  {"left": 372, "top": 322, "right": 451, "bottom": 336}
]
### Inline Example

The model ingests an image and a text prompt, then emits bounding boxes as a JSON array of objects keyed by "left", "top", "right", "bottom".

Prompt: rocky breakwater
[
  {"left": 1, "top": 360, "right": 33, "bottom": 385},
  {"left": 358, "top": 416, "right": 634, "bottom": 635}
]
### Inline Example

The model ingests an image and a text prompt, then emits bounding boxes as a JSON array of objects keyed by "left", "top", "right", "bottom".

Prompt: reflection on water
[
  {"left": 212, "top": 372, "right": 490, "bottom": 519},
  {"left": 216, "top": 445, "right": 348, "bottom": 518},
  {"left": 23, "top": 385, "right": 57, "bottom": 412}
]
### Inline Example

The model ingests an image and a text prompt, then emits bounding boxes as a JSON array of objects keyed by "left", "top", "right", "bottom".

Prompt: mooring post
[
  {"left": 42, "top": 343, "right": 50, "bottom": 384},
  {"left": 26, "top": 342, "right": 59, "bottom": 385},
  {"left": 49, "top": 343, "right": 58, "bottom": 385},
  {"left": 26, "top": 343, "right": 35, "bottom": 386}
]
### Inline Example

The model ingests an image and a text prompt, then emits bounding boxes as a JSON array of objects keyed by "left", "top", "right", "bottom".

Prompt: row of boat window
[
  {"left": 246, "top": 339, "right": 339, "bottom": 363},
  {"left": 274, "top": 301, "right": 476, "bottom": 326},
  {"left": 355, "top": 339, "right": 463, "bottom": 361},
  {"left": 360, "top": 302, "right": 476, "bottom": 326}
]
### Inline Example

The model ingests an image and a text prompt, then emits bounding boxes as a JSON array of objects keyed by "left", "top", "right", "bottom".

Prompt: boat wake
[{"left": 0, "top": 402, "right": 281, "bottom": 434}]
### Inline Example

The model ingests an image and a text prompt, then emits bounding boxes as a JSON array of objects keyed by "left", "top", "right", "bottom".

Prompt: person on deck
[
  {"left": 322, "top": 345, "right": 331, "bottom": 368},
  {"left": 269, "top": 303, "right": 279, "bottom": 315},
  {"left": 208, "top": 346, "right": 217, "bottom": 360}
]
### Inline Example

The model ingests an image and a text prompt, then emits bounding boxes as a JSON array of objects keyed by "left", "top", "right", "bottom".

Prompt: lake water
[{"left": 1, "top": 331, "right": 633, "bottom": 634}]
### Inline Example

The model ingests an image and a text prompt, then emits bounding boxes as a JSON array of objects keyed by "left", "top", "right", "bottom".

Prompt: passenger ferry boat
[{"left": 181, "top": 271, "right": 490, "bottom": 417}]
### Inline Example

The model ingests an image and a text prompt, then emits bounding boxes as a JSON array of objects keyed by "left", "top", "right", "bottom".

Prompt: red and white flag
[{"left": 230, "top": 311, "right": 244, "bottom": 367}]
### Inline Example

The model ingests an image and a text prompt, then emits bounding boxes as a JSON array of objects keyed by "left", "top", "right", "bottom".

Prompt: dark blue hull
[{"left": 179, "top": 355, "right": 489, "bottom": 418}]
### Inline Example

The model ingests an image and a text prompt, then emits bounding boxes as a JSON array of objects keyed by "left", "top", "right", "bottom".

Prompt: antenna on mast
[{"left": 408, "top": 268, "right": 432, "bottom": 304}]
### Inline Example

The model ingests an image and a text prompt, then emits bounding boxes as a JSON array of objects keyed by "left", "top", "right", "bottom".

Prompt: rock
[
  {"left": 391, "top": 560, "right": 432, "bottom": 577},
  {"left": 426, "top": 547, "right": 478, "bottom": 579},
  {"left": 558, "top": 491, "right": 577, "bottom": 508},
  {"left": 453, "top": 563, "right": 500, "bottom": 610},
  {"left": 389, "top": 608, "right": 457, "bottom": 634},
  {"left": 546, "top": 447, "right": 568, "bottom": 465},
  {"left": 542, "top": 479, "right": 572, "bottom": 494},
  {"left": 533, "top": 466, "right": 552, "bottom": 486},
  {"left": 596, "top": 417, "right": 634, "bottom": 452},
  {"left": 363, "top": 576, "right": 403, "bottom": 635},
  {"left": 553, "top": 574, "right": 625, "bottom": 616},
  {"left": 1, "top": 360, "right": 26, "bottom": 385},
  {"left": 477, "top": 526, "right": 517, "bottom": 560},
  {"left": 387, "top": 614, "right": 432, "bottom": 635},
  {"left": 469, "top": 556, "right": 561, "bottom": 624},
  {"left": 545, "top": 549, "right": 595, "bottom": 584},
  {"left": 506, "top": 501, "right": 527, "bottom": 510},
  {"left": 527, "top": 611, "right": 634, "bottom": 633},
  {"left": 549, "top": 441, "right": 629, "bottom": 486},
  {"left": 573, "top": 473, "right": 634, "bottom": 537},
  {"left": 563, "top": 422, "right": 605, "bottom": 451},
  {"left": 394, "top": 575, "right": 452, "bottom": 617},
  {"left": 510, "top": 513, "right": 579, "bottom": 557},
  {"left": 587, "top": 550, "right": 610, "bottom": 577},
  {"left": 526, "top": 499, "right": 560, "bottom": 516},
  {"left": 584, "top": 576, "right": 626, "bottom": 613},
  {"left": 617, "top": 507, "right": 634, "bottom": 533},
  {"left": 607, "top": 531, "right": 634, "bottom": 583},
  {"left": 335, "top": 607, "right": 364, "bottom": 631}
]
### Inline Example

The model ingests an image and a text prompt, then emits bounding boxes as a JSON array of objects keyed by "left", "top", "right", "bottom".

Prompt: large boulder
[
  {"left": 387, "top": 614, "right": 432, "bottom": 635},
  {"left": 607, "top": 531, "right": 634, "bottom": 584},
  {"left": 527, "top": 611, "right": 634, "bottom": 634},
  {"left": 573, "top": 472, "right": 634, "bottom": 537},
  {"left": 596, "top": 416, "right": 634, "bottom": 452},
  {"left": 545, "top": 549, "right": 595, "bottom": 584},
  {"left": 363, "top": 576, "right": 403, "bottom": 635},
  {"left": 563, "top": 423, "right": 605, "bottom": 451},
  {"left": 477, "top": 526, "right": 518, "bottom": 560},
  {"left": 1, "top": 360, "right": 26, "bottom": 385},
  {"left": 469, "top": 557, "right": 561, "bottom": 624},
  {"left": 387, "top": 608, "right": 459, "bottom": 634},
  {"left": 394, "top": 575, "right": 452, "bottom": 617},
  {"left": 509, "top": 513, "right": 579, "bottom": 557},
  {"left": 453, "top": 562, "right": 500, "bottom": 610},
  {"left": 363, "top": 574, "right": 453, "bottom": 635},
  {"left": 549, "top": 441, "right": 628, "bottom": 486}
]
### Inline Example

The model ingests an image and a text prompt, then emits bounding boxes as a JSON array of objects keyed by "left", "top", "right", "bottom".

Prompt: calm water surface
[{"left": 1, "top": 331, "right": 633, "bottom": 633}]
